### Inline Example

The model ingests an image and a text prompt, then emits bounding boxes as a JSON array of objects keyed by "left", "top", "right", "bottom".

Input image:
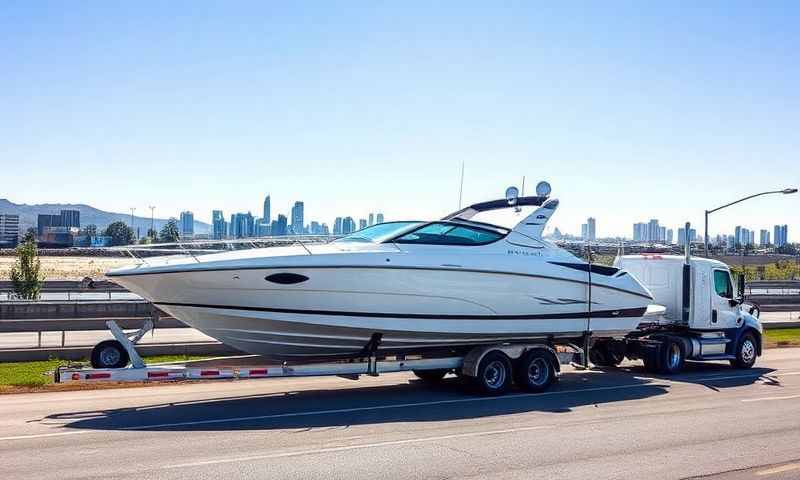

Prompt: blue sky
[{"left": 1, "top": 1, "right": 798, "bottom": 239}]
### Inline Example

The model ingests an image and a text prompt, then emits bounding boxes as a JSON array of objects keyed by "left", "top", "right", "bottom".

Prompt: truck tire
[
  {"left": 659, "top": 337, "right": 685, "bottom": 374},
  {"left": 90, "top": 340, "right": 129, "bottom": 369},
  {"left": 514, "top": 349, "right": 556, "bottom": 393},
  {"left": 731, "top": 332, "right": 757, "bottom": 369},
  {"left": 413, "top": 369, "right": 449, "bottom": 382},
  {"left": 472, "top": 351, "right": 512, "bottom": 396}
]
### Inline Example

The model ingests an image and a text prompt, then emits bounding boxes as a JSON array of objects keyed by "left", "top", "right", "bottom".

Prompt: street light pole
[
  {"left": 704, "top": 188, "right": 798, "bottom": 258},
  {"left": 130, "top": 207, "right": 136, "bottom": 240},
  {"left": 149, "top": 206, "right": 155, "bottom": 238}
]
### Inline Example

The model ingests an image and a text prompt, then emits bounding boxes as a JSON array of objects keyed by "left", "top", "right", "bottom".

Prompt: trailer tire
[
  {"left": 91, "top": 340, "right": 129, "bottom": 369},
  {"left": 731, "top": 332, "right": 757, "bottom": 370},
  {"left": 472, "top": 351, "right": 512, "bottom": 396},
  {"left": 413, "top": 369, "right": 449, "bottom": 382},
  {"left": 514, "top": 349, "right": 556, "bottom": 393},
  {"left": 658, "top": 337, "right": 685, "bottom": 374}
]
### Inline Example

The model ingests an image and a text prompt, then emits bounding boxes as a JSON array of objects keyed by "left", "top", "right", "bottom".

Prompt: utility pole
[
  {"left": 149, "top": 206, "right": 156, "bottom": 238},
  {"left": 130, "top": 207, "right": 136, "bottom": 239}
]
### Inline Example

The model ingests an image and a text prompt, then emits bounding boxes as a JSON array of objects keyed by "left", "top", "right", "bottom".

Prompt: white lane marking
[
  {"left": 120, "top": 382, "right": 664, "bottom": 431},
  {"left": 756, "top": 462, "right": 800, "bottom": 476},
  {"left": 164, "top": 423, "right": 558, "bottom": 469},
  {"left": 742, "top": 394, "right": 800, "bottom": 403},
  {"left": 0, "top": 430, "right": 91, "bottom": 441}
]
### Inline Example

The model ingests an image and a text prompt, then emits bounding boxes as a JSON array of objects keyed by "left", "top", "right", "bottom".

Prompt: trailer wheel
[
  {"left": 472, "top": 351, "right": 512, "bottom": 395},
  {"left": 659, "top": 337, "right": 685, "bottom": 374},
  {"left": 731, "top": 332, "right": 757, "bottom": 369},
  {"left": 91, "top": 340, "right": 129, "bottom": 369},
  {"left": 514, "top": 349, "right": 556, "bottom": 393},
  {"left": 413, "top": 369, "right": 449, "bottom": 382}
]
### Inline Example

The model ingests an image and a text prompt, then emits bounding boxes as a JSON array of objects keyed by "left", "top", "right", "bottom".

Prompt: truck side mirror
[{"left": 737, "top": 274, "right": 746, "bottom": 301}]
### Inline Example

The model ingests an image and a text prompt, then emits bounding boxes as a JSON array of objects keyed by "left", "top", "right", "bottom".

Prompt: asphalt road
[{"left": 2, "top": 350, "right": 800, "bottom": 480}]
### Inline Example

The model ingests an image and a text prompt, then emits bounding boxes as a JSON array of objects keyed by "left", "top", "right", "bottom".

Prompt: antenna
[{"left": 457, "top": 161, "right": 465, "bottom": 209}]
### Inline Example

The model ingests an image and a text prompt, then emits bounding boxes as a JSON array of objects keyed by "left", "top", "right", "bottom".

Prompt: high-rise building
[
  {"left": 586, "top": 217, "right": 596, "bottom": 242},
  {"left": 333, "top": 217, "right": 343, "bottom": 235},
  {"left": 263, "top": 195, "right": 271, "bottom": 224},
  {"left": 580, "top": 223, "right": 588, "bottom": 240},
  {"left": 212, "top": 210, "right": 226, "bottom": 240},
  {"left": 368, "top": 213, "right": 374, "bottom": 226},
  {"left": 759, "top": 229, "right": 770, "bottom": 246},
  {"left": 180, "top": 211, "right": 194, "bottom": 237},
  {"left": 290, "top": 202, "right": 304, "bottom": 234},
  {"left": 272, "top": 214, "right": 288, "bottom": 236},
  {"left": 0, "top": 214, "right": 20, "bottom": 247},
  {"left": 60, "top": 210, "right": 80, "bottom": 229},
  {"left": 666, "top": 229, "right": 674, "bottom": 245},
  {"left": 343, "top": 217, "right": 356, "bottom": 234},
  {"left": 774, "top": 224, "right": 789, "bottom": 247},
  {"left": 376, "top": 213, "right": 384, "bottom": 224},
  {"left": 359, "top": 219, "right": 367, "bottom": 230},
  {"left": 632, "top": 222, "right": 647, "bottom": 242},
  {"left": 231, "top": 212, "right": 255, "bottom": 238},
  {"left": 37, "top": 214, "right": 60, "bottom": 236},
  {"left": 677, "top": 227, "right": 697, "bottom": 247}
]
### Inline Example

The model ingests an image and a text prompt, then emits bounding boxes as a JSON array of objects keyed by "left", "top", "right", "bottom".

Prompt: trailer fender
[{"left": 461, "top": 344, "right": 559, "bottom": 378}]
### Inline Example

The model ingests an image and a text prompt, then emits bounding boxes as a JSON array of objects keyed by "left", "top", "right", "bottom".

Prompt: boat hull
[{"left": 113, "top": 265, "right": 651, "bottom": 361}]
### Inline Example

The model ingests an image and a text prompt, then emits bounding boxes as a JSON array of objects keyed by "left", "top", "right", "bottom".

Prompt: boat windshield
[{"left": 333, "top": 221, "right": 424, "bottom": 243}]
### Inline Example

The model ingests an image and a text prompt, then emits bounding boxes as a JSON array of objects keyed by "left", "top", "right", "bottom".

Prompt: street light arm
[{"left": 706, "top": 190, "right": 788, "bottom": 214}]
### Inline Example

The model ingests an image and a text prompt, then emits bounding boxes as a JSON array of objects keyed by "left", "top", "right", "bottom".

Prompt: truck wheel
[
  {"left": 514, "top": 349, "right": 556, "bottom": 393},
  {"left": 413, "top": 369, "right": 449, "bottom": 382},
  {"left": 659, "top": 337, "right": 685, "bottom": 374},
  {"left": 90, "top": 340, "right": 129, "bottom": 369},
  {"left": 730, "top": 333, "right": 757, "bottom": 369},
  {"left": 472, "top": 351, "right": 512, "bottom": 395}
]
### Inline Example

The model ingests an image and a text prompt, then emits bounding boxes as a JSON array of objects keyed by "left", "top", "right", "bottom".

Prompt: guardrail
[
  {"left": 0, "top": 300, "right": 184, "bottom": 348},
  {"left": 0, "top": 280, "right": 127, "bottom": 300}
]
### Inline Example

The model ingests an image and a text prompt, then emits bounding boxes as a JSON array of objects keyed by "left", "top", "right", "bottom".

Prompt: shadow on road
[{"left": 42, "top": 363, "right": 775, "bottom": 433}]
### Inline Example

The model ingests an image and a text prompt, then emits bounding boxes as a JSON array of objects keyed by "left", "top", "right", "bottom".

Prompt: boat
[{"left": 107, "top": 182, "right": 656, "bottom": 361}]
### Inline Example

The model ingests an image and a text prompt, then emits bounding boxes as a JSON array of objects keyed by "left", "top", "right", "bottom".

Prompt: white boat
[{"left": 107, "top": 183, "right": 656, "bottom": 361}]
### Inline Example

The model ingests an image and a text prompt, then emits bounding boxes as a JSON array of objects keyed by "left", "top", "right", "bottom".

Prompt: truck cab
[{"left": 605, "top": 255, "right": 763, "bottom": 373}]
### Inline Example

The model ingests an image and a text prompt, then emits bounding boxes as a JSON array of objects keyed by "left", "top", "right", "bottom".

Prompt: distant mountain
[{"left": 0, "top": 199, "right": 210, "bottom": 235}]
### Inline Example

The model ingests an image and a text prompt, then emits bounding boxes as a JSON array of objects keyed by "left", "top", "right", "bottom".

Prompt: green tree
[
  {"left": 159, "top": 218, "right": 180, "bottom": 243},
  {"left": 104, "top": 221, "right": 135, "bottom": 246},
  {"left": 146, "top": 228, "right": 157, "bottom": 240},
  {"left": 10, "top": 235, "right": 43, "bottom": 299}
]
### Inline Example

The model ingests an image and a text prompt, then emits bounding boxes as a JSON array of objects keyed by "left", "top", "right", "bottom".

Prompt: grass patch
[
  {"left": 764, "top": 328, "right": 800, "bottom": 348},
  {"left": 0, "top": 354, "right": 211, "bottom": 388}
]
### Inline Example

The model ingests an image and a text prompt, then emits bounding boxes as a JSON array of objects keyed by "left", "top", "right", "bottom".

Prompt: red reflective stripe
[
  {"left": 200, "top": 370, "right": 220, "bottom": 376},
  {"left": 248, "top": 369, "right": 268, "bottom": 375},
  {"left": 148, "top": 371, "right": 170, "bottom": 378},
  {"left": 86, "top": 372, "right": 111, "bottom": 380}
]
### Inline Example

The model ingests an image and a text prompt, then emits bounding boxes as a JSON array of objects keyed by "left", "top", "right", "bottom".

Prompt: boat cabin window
[
  {"left": 713, "top": 269, "right": 733, "bottom": 299},
  {"left": 392, "top": 222, "right": 505, "bottom": 246},
  {"left": 333, "top": 221, "right": 423, "bottom": 243}
]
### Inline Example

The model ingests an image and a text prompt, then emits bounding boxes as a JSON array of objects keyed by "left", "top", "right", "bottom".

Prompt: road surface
[{"left": 1, "top": 349, "right": 800, "bottom": 479}]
